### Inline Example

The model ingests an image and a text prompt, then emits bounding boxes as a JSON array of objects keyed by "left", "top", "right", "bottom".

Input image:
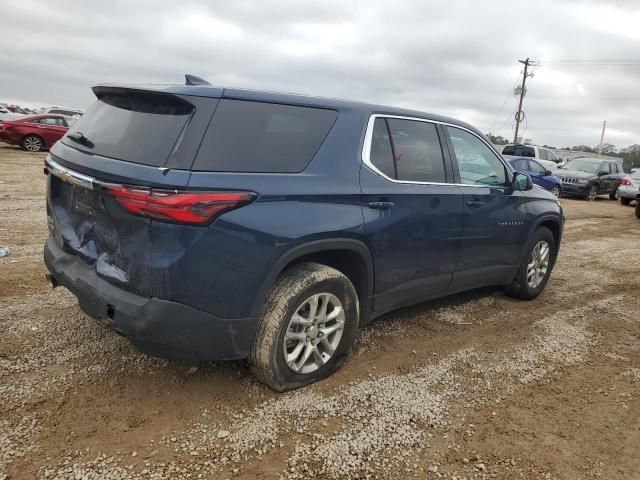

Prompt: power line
[{"left": 488, "top": 73, "right": 521, "bottom": 133}]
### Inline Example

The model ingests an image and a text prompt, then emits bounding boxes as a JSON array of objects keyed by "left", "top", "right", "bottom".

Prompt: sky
[{"left": 1, "top": 0, "right": 639, "bottom": 149}]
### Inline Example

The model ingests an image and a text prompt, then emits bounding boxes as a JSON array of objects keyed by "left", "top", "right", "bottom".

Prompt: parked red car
[{"left": 0, "top": 114, "right": 72, "bottom": 152}]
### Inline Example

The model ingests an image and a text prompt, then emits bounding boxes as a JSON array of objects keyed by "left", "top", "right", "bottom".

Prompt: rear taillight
[
  {"left": 620, "top": 178, "right": 632, "bottom": 186},
  {"left": 102, "top": 185, "right": 256, "bottom": 225}
]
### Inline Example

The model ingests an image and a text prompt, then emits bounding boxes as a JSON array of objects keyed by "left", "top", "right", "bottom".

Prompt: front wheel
[
  {"left": 550, "top": 185, "right": 561, "bottom": 198},
  {"left": 504, "top": 226, "right": 556, "bottom": 300},
  {"left": 22, "top": 135, "right": 43, "bottom": 152},
  {"left": 249, "top": 263, "right": 359, "bottom": 391},
  {"left": 586, "top": 185, "right": 598, "bottom": 201}
]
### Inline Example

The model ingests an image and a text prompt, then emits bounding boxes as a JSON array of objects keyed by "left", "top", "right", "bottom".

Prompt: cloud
[{"left": 1, "top": 0, "right": 638, "bottom": 147}]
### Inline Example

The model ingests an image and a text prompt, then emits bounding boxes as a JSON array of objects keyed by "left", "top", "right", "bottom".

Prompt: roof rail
[{"left": 185, "top": 74, "right": 211, "bottom": 86}]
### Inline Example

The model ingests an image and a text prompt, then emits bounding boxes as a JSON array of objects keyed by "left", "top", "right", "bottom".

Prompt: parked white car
[
  {"left": 0, "top": 106, "right": 24, "bottom": 121},
  {"left": 617, "top": 170, "right": 640, "bottom": 205},
  {"left": 501, "top": 144, "right": 561, "bottom": 171},
  {"left": 40, "top": 107, "right": 83, "bottom": 118}
]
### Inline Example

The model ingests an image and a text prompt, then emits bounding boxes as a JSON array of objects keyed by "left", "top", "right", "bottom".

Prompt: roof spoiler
[{"left": 185, "top": 74, "right": 211, "bottom": 86}]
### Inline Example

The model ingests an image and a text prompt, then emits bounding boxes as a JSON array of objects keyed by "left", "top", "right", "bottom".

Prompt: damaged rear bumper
[{"left": 44, "top": 236, "right": 257, "bottom": 361}]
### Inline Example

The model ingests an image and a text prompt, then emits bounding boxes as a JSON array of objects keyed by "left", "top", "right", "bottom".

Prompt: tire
[
  {"left": 503, "top": 226, "right": 556, "bottom": 300},
  {"left": 22, "top": 135, "right": 43, "bottom": 152},
  {"left": 585, "top": 184, "right": 598, "bottom": 201},
  {"left": 636, "top": 202, "right": 640, "bottom": 219},
  {"left": 550, "top": 185, "right": 561, "bottom": 198},
  {"left": 620, "top": 197, "right": 631, "bottom": 206},
  {"left": 249, "top": 262, "right": 359, "bottom": 391}
]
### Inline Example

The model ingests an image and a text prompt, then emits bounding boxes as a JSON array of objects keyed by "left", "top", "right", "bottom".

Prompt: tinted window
[
  {"left": 511, "top": 158, "right": 529, "bottom": 170},
  {"left": 62, "top": 91, "right": 194, "bottom": 166},
  {"left": 385, "top": 119, "right": 445, "bottom": 183},
  {"left": 502, "top": 145, "right": 535, "bottom": 157},
  {"left": 369, "top": 118, "right": 396, "bottom": 179},
  {"left": 448, "top": 127, "right": 507, "bottom": 186},
  {"left": 529, "top": 159, "right": 547, "bottom": 174},
  {"left": 193, "top": 100, "right": 337, "bottom": 173}
]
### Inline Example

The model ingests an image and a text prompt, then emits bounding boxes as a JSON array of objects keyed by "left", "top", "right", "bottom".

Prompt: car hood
[{"left": 555, "top": 169, "right": 596, "bottom": 179}]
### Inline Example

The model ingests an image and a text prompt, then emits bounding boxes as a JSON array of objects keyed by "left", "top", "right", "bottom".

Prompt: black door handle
[
  {"left": 368, "top": 201, "right": 394, "bottom": 210},
  {"left": 466, "top": 199, "right": 484, "bottom": 209}
]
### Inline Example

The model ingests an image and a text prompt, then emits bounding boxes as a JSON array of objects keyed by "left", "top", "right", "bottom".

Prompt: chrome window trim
[{"left": 361, "top": 113, "right": 512, "bottom": 188}]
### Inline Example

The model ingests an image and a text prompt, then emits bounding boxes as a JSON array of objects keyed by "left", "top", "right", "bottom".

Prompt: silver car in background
[{"left": 618, "top": 169, "right": 640, "bottom": 205}]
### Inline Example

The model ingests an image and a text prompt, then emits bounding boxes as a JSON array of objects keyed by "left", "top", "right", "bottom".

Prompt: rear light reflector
[
  {"left": 620, "top": 178, "right": 632, "bottom": 186},
  {"left": 102, "top": 185, "right": 256, "bottom": 225}
]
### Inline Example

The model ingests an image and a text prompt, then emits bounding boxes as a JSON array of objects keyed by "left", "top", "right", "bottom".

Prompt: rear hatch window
[
  {"left": 192, "top": 99, "right": 338, "bottom": 173},
  {"left": 61, "top": 90, "right": 194, "bottom": 166},
  {"left": 502, "top": 145, "right": 535, "bottom": 157}
]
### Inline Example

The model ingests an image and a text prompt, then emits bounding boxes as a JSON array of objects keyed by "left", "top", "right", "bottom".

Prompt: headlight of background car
[{"left": 576, "top": 178, "right": 589, "bottom": 184}]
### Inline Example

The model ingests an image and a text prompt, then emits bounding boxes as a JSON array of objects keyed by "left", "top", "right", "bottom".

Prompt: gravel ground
[{"left": 1, "top": 144, "right": 639, "bottom": 479}]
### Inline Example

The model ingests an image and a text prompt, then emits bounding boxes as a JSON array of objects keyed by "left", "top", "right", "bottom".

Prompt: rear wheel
[
  {"left": 620, "top": 197, "right": 631, "bottom": 206},
  {"left": 22, "top": 135, "right": 43, "bottom": 152},
  {"left": 504, "top": 226, "right": 555, "bottom": 300},
  {"left": 586, "top": 185, "right": 598, "bottom": 201},
  {"left": 249, "top": 263, "right": 359, "bottom": 391}
]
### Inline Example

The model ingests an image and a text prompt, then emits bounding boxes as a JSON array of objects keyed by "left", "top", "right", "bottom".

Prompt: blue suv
[{"left": 44, "top": 80, "right": 563, "bottom": 391}]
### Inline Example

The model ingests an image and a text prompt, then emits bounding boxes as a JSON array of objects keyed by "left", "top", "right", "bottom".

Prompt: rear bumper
[
  {"left": 44, "top": 236, "right": 257, "bottom": 361},
  {"left": 617, "top": 185, "right": 639, "bottom": 199}
]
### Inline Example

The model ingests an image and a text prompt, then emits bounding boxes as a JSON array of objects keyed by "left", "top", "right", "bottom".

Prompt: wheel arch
[
  {"left": 250, "top": 239, "right": 375, "bottom": 323},
  {"left": 530, "top": 215, "right": 563, "bottom": 266}
]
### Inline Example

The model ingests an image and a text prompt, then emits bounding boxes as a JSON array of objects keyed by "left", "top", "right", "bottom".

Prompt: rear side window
[
  {"left": 368, "top": 117, "right": 446, "bottom": 183},
  {"left": 62, "top": 91, "right": 194, "bottom": 166},
  {"left": 193, "top": 100, "right": 338, "bottom": 173},
  {"left": 511, "top": 158, "right": 528, "bottom": 170},
  {"left": 502, "top": 145, "right": 535, "bottom": 157}
]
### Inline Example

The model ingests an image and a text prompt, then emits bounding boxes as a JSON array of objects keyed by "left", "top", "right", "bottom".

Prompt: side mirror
[
  {"left": 513, "top": 172, "right": 533, "bottom": 191},
  {"left": 545, "top": 170, "right": 552, "bottom": 176},
  {"left": 598, "top": 171, "right": 606, "bottom": 176}
]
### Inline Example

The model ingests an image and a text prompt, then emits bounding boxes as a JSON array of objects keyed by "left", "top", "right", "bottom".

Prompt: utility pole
[
  {"left": 513, "top": 58, "right": 533, "bottom": 144},
  {"left": 597, "top": 120, "right": 607, "bottom": 156}
]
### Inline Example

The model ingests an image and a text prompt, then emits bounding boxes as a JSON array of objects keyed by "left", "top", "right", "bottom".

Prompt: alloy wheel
[
  {"left": 587, "top": 185, "right": 597, "bottom": 201},
  {"left": 527, "top": 240, "right": 550, "bottom": 288},
  {"left": 283, "top": 293, "right": 345, "bottom": 374},
  {"left": 551, "top": 186, "right": 560, "bottom": 198},
  {"left": 23, "top": 136, "right": 42, "bottom": 152}
]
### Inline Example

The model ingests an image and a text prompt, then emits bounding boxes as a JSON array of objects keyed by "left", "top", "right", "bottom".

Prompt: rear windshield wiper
[{"left": 66, "top": 131, "right": 94, "bottom": 149}]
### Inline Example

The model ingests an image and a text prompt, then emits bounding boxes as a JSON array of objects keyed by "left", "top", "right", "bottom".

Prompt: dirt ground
[{"left": 1, "top": 144, "right": 639, "bottom": 480}]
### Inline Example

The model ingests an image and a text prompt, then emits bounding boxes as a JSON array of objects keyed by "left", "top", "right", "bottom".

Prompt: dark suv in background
[
  {"left": 556, "top": 157, "right": 625, "bottom": 200},
  {"left": 44, "top": 80, "right": 563, "bottom": 391}
]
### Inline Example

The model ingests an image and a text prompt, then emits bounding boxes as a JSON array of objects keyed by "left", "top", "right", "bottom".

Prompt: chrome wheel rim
[
  {"left": 283, "top": 293, "right": 345, "bottom": 374},
  {"left": 527, "top": 240, "right": 550, "bottom": 288},
  {"left": 551, "top": 186, "right": 560, "bottom": 198},
  {"left": 588, "top": 186, "right": 597, "bottom": 201},
  {"left": 24, "top": 137, "right": 41, "bottom": 151}
]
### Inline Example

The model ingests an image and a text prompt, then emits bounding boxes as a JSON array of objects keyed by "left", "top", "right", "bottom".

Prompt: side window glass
[
  {"left": 369, "top": 118, "right": 396, "bottom": 179},
  {"left": 512, "top": 158, "right": 528, "bottom": 170},
  {"left": 538, "top": 149, "right": 547, "bottom": 160},
  {"left": 447, "top": 126, "right": 507, "bottom": 186},
  {"left": 529, "top": 160, "right": 547, "bottom": 174},
  {"left": 386, "top": 119, "right": 446, "bottom": 183},
  {"left": 601, "top": 163, "right": 611, "bottom": 174},
  {"left": 546, "top": 150, "right": 557, "bottom": 162}
]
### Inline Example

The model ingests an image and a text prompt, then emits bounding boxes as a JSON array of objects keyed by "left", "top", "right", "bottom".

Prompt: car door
[
  {"left": 528, "top": 159, "right": 553, "bottom": 190},
  {"left": 443, "top": 125, "right": 529, "bottom": 291},
  {"left": 598, "top": 162, "right": 616, "bottom": 193},
  {"left": 39, "top": 116, "right": 68, "bottom": 146},
  {"left": 360, "top": 116, "right": 463, "bottom": 313}
]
